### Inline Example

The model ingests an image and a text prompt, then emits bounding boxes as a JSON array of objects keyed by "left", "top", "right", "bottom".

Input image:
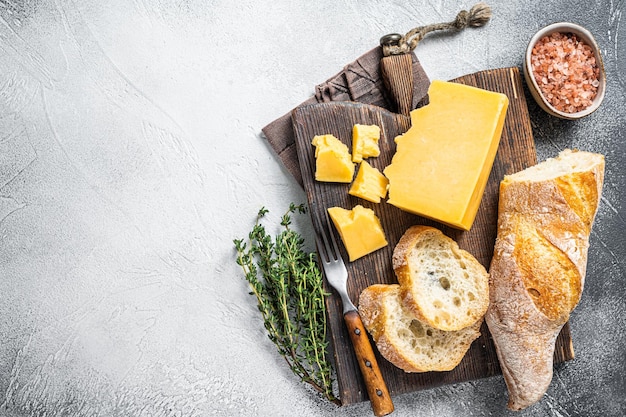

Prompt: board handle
[
  {"left": 344, "top": 310, "right": 394, "bottom": 416},
  {"left": 380, "top": 34, "right": 414, "bottom": 117}
]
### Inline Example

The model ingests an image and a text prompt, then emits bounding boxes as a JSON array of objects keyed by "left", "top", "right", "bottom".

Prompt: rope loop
[{"left": 381, "top": 2, "right": 492, "bottom": 56}]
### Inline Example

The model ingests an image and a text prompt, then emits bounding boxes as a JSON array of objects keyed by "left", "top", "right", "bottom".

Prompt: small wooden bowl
[{"left": 523, "top": 22, "right": 606, "bottom": 120}]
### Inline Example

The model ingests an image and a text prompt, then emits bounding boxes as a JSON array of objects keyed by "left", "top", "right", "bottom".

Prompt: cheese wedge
[
  {"left": 327, "top": 205, "right": 388, "bottom": 261},
  {"left": 352, "top": 124, "right": 381, "bottom": 163},
  {"left": 384, "top": 80, "right": 509, "bottom": 230},
  {"left": 312, "top": 134, "right": 355, "bottom": 183},
  {"left": 349, "top": 161, "right": 389, "bottom": 203}
]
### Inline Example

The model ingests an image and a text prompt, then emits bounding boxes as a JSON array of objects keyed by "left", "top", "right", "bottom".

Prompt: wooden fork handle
[{"left": 344, "top": 310, "right": 394, "bottom": 416}]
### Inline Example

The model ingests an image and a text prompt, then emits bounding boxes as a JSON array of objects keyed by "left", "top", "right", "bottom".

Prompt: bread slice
[
  {"left": 486, "top": 149, "right": 605, "bottom": 410},
  {"left": 358, "top": 284, "right": 481, "bottom": 372},
  {"left": 393, "top": 225, "right": 489, "bottom": 331}
]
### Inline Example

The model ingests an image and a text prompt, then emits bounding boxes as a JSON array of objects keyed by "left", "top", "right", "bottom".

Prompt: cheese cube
[
  {"left": 348, "top": 161, "right": 389, "bottom": 203},
  {"left": 327, "top": 205, "right": 388, "bottom": 262},
  {"left": 384, "top": 80, "right": 509, "bottom": 230},
  {"left": 312, "top": 134, "right": 355, "bottom": 183},
  {"left": 352, "top": 124, "right": 381, "bottom": 163}
]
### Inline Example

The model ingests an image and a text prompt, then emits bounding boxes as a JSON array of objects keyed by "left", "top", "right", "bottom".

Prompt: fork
[{"left": 313, "top": 209, "right": 394, "bottom": 417}]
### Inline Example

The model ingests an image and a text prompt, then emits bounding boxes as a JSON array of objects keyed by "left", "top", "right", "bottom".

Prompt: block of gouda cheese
[
  {"left": 348, "top": 161, "right": 389, "bottom": 203},
  {"left": 384, "top": 80, "right": 509, "bottom": 230},
  {"left": 352, "top": 124, "right": 381, "bottom": 163},
  {"left": 312, "top": 134, "right": 355, "bottom": 183},
  {"left": 327, "top": 205, "right": 388, "bottom": 262}
]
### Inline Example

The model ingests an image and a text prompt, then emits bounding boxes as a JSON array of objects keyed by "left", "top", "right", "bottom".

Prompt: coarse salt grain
[{"left": 531, "top": 32, "right": 600, "bottom": 113}]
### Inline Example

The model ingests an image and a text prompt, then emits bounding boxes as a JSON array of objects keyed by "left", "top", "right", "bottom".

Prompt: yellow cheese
[
  {"left": 327, "top": 205, "right": 388, "bottom": 261},
  {"left": 312, "top": 134, "right": 355, "bottom": 182},
  {"left": 348, "top": 161, "right": 389, "bottom": 203},
  {"left": 384, "top": 80, "right": 509, "bottom": 230},
  {"left": 352, "top": 124, "right": 381, "bottom": 163}
]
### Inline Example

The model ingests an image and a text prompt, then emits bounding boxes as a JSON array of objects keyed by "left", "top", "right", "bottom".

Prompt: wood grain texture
[
  {"left": 344, "top": 310, "right": 395, "bottom": 416},
  {"left": 380, "top": 54, "right": 414, "bottom": 116},
  {"left": 291, "top": 67, "right": 574, "bottom": 406}
]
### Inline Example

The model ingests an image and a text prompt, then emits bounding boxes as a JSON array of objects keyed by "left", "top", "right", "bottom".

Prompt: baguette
[
  {"left": 393, "top": 225, "right": 490, "bottom": 331},
  {"left": 358, "top": 284, "right": 482, "bottom": 372},
  {"left": 485, "top": 149, "right": 605, "bottom": 410}
]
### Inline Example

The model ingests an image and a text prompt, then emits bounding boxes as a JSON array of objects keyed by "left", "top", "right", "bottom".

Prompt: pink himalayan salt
[{"left": 530, "top": 32, "right": 600, "bottom": 113}]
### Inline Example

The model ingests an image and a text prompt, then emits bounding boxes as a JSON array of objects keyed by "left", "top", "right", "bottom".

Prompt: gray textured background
[{"left": 0, "top": 1, "right": 624, "bottom": 416}]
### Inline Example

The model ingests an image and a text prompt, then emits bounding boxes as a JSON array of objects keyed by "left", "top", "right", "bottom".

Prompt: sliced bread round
[
  {"left": 393, "top": 225, "right": 489, "bottom": 331},
  {"left": 358, "top": 284, "right": 481, "bottom": 372}
]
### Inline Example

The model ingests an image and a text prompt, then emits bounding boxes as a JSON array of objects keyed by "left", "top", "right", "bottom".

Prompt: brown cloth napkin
[{"left": 261, "top": 46, "right": 430, "bottom": 187}]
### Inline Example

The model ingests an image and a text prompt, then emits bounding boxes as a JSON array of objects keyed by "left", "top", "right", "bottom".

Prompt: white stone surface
[{"left": 1, "top": 1, "right": 624, "bottom": 416}]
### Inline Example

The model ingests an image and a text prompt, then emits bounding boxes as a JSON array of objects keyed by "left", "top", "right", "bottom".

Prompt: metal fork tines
[
  {"left": 312, "top": 208, "right": 394, "bottom": 417},
  {"left": 313, "top": 211, "right": 356, "bottom": 314}
]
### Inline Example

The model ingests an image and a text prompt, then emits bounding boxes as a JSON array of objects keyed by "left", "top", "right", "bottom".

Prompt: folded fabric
[{"left": 261, "top": 46, "right": 430, "bottom": 187}]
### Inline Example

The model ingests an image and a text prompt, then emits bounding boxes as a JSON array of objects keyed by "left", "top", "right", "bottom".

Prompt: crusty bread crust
[
  {"left": 485, "top": 149, "right": 605, "bottom": 410},
  {"left": 393, "top": 226, "right": 490, "bottom": 331},
  {"left": 359, "top": 284, "right": 481, "bottom": 372}
]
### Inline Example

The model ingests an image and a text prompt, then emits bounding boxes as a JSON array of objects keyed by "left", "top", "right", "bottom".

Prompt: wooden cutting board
[{"left": 291, "top": 67, "right": 575, "bottom": 405}]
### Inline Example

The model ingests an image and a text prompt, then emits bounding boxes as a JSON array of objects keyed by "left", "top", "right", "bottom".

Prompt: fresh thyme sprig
[{"left": 234, "top": 203, "right": 339, "bottom": 405}]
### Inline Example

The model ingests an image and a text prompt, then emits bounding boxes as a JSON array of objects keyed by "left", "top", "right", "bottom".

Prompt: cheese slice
[
  {"left": 349, "top": 161, "right": 389, "bottom": 203},
  {"left": 327, "top": 205, "right": 388, "bottom": 262},
  {"left": 312, "top": 134, "right": 355, "bottom": 183},
  {"left": 384, "top": 80, "right": 509, "bottom": 230}
]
